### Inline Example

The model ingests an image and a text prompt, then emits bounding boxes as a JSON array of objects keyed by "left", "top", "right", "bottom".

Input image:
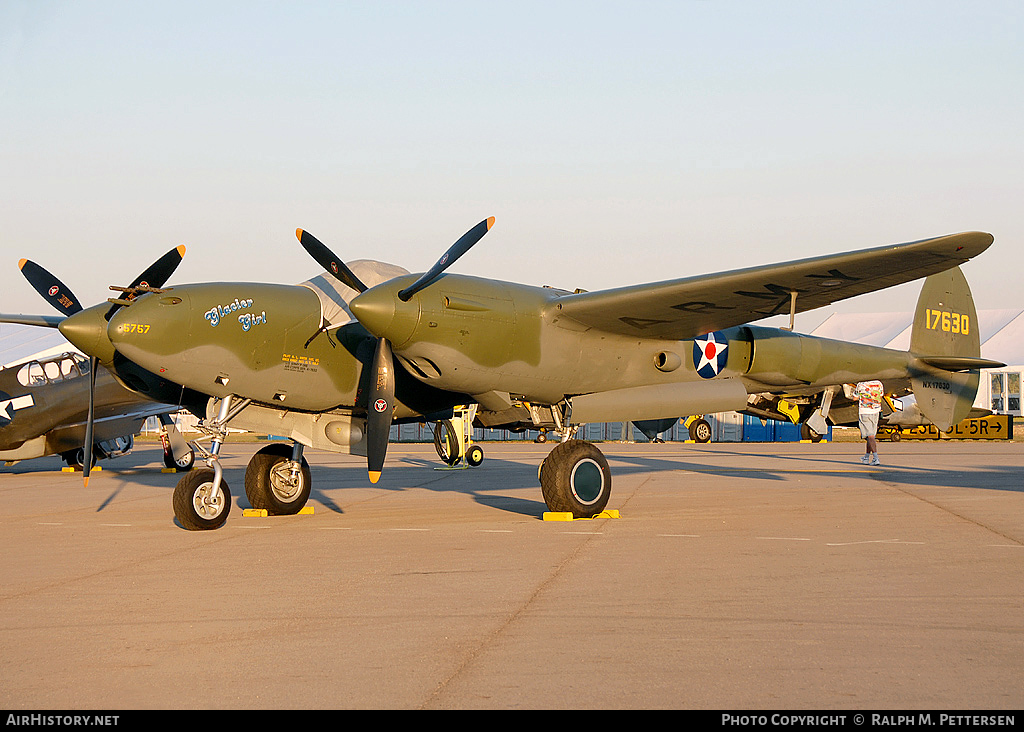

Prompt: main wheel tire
[
  {"left": 62, "top": 447, "right": 97, "bottom": 471},
  {"left": 466, "top": 444, "right": 484, "bottom": 467},
  {"left": 173, "top": 469, "right": 231, "bottom": 531},
  {"left": 244, "top": 443, "right": 312, "bottom": 515},
  {"left": 164, "top": 446, "right": 195, "bottom": 471},
  {"left": 539, "top": 439, "right": 612, "bottom": 518},
  {"left": 688, "top": 418, "right": 712, "bottom": 443},
  {"left": 800, "top": 423, "right": 824, "bottom": 443},
  {"left": 433, "top": 420, "right": 461, "bottom": 466}
]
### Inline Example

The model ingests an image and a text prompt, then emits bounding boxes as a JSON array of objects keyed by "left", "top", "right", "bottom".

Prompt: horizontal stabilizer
[{"left": 916, "top": 355, "right": 1006, "bottom": 372}]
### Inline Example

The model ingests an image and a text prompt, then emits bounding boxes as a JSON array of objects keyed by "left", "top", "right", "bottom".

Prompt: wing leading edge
[{"left": 548, "top": 231, "right": 993, "bottom": 339}]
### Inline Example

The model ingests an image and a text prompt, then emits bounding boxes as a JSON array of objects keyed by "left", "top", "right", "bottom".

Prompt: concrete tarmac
[{"left": 1, "top": 439, "right": 1022, "bottom": 710}]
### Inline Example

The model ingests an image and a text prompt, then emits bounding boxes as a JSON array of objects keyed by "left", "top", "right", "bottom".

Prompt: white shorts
[{"left": 859, "top": 413, "right": 879, "bottom": 439}]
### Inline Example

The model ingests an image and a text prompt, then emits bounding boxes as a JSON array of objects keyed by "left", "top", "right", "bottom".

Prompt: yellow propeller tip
[
  {"left": 83, "top": 477, "right": 90, "bottom": 488},
  {"left": 486, "top": 216, "right": 495, "bottom": 229},
  {"left": 18, "top": 258, "right": 27, "bottom": 269},
  {"left": 368, "top": 471, "right": 381, "bottom": 484},
  {"left": 295, "top": 228, "right": 304, "bottom": 240}
]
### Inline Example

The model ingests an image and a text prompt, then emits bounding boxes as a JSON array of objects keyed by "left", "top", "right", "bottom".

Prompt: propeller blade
[
  {"left": 366, "top": 337, "right": 395, "bottom": 484},
  {"left": 127, "top": 244, "right": 187, "bottom": 290},
  {"left": 82, "top": 356, "right": 97, "bottom": 487},
  {"left": 105, "top": 245, "right": 187, "bottom": 319},
  {"left": 296, "top": 228, "right": 369, "bottom": 294},
  {"left": 18, "top": 259, "right": 84, "bottom": 316},
  {"left": 397, "top": 217, "right": 494, "bottom": 302}
]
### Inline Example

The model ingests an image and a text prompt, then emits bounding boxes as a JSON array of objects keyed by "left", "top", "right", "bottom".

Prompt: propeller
[
  {"left": 294, "top": 217, "right": 494, "bottom": 482},
  {"left": 17, "top": 247, "right": 187, "bottom": 486},
  {"left": 295, "top": 227, "right": 391, "bottom": 481},
  {"left": 397, "top": 217, "right": 493, "bottom": 301}
]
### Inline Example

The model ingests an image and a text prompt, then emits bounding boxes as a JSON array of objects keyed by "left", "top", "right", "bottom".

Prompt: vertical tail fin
[{"left": 908, "top": 266, "right": 983, "bottom": 431}]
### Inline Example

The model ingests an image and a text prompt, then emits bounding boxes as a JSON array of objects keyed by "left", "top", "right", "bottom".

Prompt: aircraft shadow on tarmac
[
  {"left": 0, "top": 451, "right": 550, "bottom": 519},
  {"left": 306, "top": 455, "right": 549, "bottom": 518},
  {"left": 6, "top": 447, "right": 1021, "bottom": 525},
  {"left": 303, "top": 446, "right": 1024, "bottom": 520},
  {"left": 601, "top": 447, "right": 1024, "bottom": 495}
]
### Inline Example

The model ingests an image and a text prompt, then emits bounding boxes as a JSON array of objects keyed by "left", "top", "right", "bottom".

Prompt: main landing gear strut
[{"left": 172, "top": 396, "right": 314, "bottom": 531}]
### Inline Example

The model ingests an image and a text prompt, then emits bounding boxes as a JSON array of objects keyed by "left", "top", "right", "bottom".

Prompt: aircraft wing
[
  {"left": 46, "top": 403, "right": 181, "bottom": 446},
  {"left": 549, "top": 231, "right": 993, "bottom": 339},
  {"left": 0, "top": 314, "right": 64, "bottom": 328}
]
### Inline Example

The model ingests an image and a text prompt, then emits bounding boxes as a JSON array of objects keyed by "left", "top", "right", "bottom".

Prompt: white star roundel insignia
[{"left": 693, "top": 331, "right": 729, "bottom": 379}]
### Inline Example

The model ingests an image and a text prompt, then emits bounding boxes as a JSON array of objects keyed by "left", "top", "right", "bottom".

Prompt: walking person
[{"left": 846, "top": 380, "right": 883, "bottom": 465}]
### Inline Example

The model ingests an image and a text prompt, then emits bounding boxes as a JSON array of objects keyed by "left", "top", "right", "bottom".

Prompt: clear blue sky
[{"left": 2, "top": 1, "right": 1021, "bottom": 328}]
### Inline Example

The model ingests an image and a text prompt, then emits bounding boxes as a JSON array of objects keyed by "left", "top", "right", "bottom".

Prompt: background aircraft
[
  {"left": 1, "top": 221, "right": 1000, "bottom": 529},
  {"left": 0, "top": 350, "right": 194, "bottom": 473}
]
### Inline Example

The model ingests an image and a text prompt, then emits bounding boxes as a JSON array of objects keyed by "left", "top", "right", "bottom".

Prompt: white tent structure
[
  {"left": 810, "top": 309, "right": 1024, "bottom": 416},
  {"left": 0, "top": 324, "right": 77, "bottom": 369}
]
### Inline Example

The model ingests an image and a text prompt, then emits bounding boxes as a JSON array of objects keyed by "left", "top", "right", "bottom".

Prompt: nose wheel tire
[
  {"left": 173, "top": 469, "right": 231, "bottom": 531},
  {"left": 244, "top": 443, "right": 312, "bottom": 515},
  {"left": 539, "top": 439, "right": 612, "bottom": 518}
]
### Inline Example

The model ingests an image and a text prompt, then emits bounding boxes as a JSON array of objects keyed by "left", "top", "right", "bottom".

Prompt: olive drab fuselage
[
  {"left": 347, "top": 273, "right": 923, "bottom": 401},
  {"left": 108, "top": 283, "right": 366, "bottom": 412},
  {"left": 104, "top": 274, "right": 925, "bottom": 426},
  {"left": 105, "top": 282, "right": 467, "bottom": 421}
]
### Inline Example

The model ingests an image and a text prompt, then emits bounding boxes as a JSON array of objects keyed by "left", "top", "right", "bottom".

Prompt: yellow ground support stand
[{"left": 433, "top": 405, "right": 484, "bottom": 469}]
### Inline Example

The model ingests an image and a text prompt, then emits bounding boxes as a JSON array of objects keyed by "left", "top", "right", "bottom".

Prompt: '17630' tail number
[{"left": 925, "top": 308, "right": 969, "bottom": 335}]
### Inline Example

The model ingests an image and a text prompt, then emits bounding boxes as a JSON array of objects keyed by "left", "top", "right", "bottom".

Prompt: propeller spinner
[{"left": 295, "top": 217, "right": 494, "bottom": 482}]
